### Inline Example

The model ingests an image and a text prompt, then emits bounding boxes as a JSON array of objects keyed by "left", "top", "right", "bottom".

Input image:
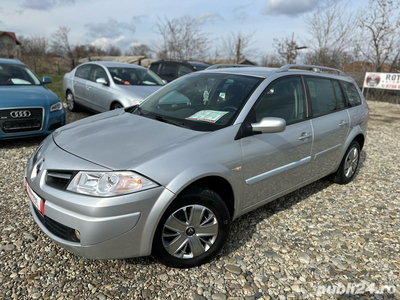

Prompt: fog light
[{"left": 74, "top": 230, "right": 81, "bottom": 241}]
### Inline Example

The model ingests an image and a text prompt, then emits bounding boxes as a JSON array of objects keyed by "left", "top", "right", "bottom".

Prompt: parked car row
[{"left": 24, "top": 63, "right": 368, "bottom": 268}]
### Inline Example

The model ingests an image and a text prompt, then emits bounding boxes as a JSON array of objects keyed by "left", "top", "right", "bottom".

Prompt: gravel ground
[{"left": 0, "top": 101, "right": 399, "bottom": 300}]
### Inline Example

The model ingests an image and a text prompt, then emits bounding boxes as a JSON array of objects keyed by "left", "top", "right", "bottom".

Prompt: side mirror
[
  {"left": 96, "top": 78, "right": 108, "bottom": 85},
  {"left": 251, "top": 117, "right": 286, "bottom": 134},
  {"left": 42, "top": 76, "right": 52, "bottom": 84}
]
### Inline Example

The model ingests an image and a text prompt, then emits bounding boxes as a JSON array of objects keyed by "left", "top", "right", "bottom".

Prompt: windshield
[
  {"left": 107, "top": 67, "right": 164, "bottom": 86},
  {"left": 138, "top": 73, "right": 263, "bottom": 131},
  {"left": 0, "top": 64, "right": 41, "bottom": 85}
]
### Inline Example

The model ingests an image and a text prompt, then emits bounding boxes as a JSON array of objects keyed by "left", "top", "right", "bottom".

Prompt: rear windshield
[
  {"left": 0, "top": 64, "right": 41, "bottom": 85},
  {"left": 107, "top": 67, "right": 164, "bottom": 86},
  {"left": 137, "top": 73, "right": 263, "bottom": 131}
]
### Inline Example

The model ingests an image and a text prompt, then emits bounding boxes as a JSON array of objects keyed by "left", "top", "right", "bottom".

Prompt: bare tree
[
  {"left": 104, "top": 44, "right": 121, "bottom": 56},
  {"left": 273, "top": 33, "right": 305, "bottom": 64},
  {"left": 356, "top": 0, "right": 400, "bottom": 71},
  {"left": 49, "top": 26, "right": 73, "bottom": 59},
  {"left": 153, "top": 15, "right": 209, "bottom": 60},
  {"left": 260, "top": 53, "right": 283, "bottom": 67},
  {"left": 221, "top": 31, "right": 256, "bottom": 63},
  {"left": 126, "top": 44, "right": 152, "bottom": 57},
  {"left": 303, "top": 0, "right": 356, "bottom": 68},
  {"left": 19, "top": 35, "right": 48, "bottom": 72}
]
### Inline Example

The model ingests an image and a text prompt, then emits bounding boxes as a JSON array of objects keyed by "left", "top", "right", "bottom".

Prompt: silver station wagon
[
  {"left": 62, "top": 61, "right": 164, "bottom": 112},
  {"left": 25, "top": 64, "right": 368, "bottom": 268}
]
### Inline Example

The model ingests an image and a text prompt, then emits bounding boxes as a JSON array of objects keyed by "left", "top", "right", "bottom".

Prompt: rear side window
[
  {"left": 342, "top": 81, "right": 362, "bottom": 107},
  {"left": 178, "top": 65, "right": 193, "bottom": 77},
  {"left": 254, "top": 76, "right": 305, "bottom": 125},
  {"left": 75, "top": 65, "right": 92, "bottom": 79},
  {"left": 160, "top": 64, "right": 177, "bottom": 77},
  {"left": 306, "top": 77, "right": 344, "bottom": 117},
  {"left": 332, "top": 80, "right": 346, "bottom": 110},
  {"left": 149, "top": 63, "right": 159, "bottom": 73}
]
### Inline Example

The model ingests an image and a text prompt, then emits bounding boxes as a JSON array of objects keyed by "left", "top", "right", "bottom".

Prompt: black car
[{"left": 148, "top": 60, "right": 211, "bottom": 82}]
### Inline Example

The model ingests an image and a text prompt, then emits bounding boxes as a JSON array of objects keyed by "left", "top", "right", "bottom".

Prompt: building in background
[{"left": 0, "top": 31, "right": 21, "bottom": 59}]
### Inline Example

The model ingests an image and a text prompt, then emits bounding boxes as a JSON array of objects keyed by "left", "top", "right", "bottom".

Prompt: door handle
[
  {"left": 73, "top": 81, "right": 76, "bottom": 85},
  {"left": 298, "top": 132, "right": 312, "bottom": 141},
  {"left": 86, "top": 86, "right": 91, "bottom": 90},
  {"left": 339, "top": 120, "right": 348, "bottom": 127}
]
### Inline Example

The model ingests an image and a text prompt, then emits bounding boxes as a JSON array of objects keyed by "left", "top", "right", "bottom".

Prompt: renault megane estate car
[
  {"left": 0, "top": 59, "right": 65, "bottom": 140},
  {"left": 25, "top": 64, "right": 368, "bottom": 268},
  {"left": 62, "top": 61, "right": 164, "bottom": 112}
]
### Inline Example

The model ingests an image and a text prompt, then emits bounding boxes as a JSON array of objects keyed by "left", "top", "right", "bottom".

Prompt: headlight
[
  {"left": 67, "top": 171, "right": 158, "bottom": 197},
  {"left": 50, "top": 101, "right": 63, "bottom": 112}
]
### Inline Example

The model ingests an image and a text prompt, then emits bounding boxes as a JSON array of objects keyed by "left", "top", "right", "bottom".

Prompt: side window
[
  {"left": 160, "top": 64, "right": 177, "bottom": 77},
  {"left": 306, "top": 77, "right": 341, "bottom": 117},
  {"left": 342, "top": 81, "right": 362, "bottom": 107},
  {"left": 89, "top": 66, "right": 108, "bottom": 82},
  {"left": 149, "top": 63, "right": 159, "bottom": 73},
  {"left": 75, "top": 64, "right": 92, "bottom": 79},
  {"left": 254, "top": 76, "right": 305, "bottom": 125},
  {"left": 178, "top": 65, "right": 193, "bottom": 77},
  {"left": 332, "top": 80, "right": 346, "bottom": 110}
]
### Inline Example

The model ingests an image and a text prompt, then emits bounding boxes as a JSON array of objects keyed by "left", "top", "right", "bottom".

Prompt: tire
[
  {"left": 152, "top": 186, "right": 231, "bottom": 268},
  {"left": 111, "top": 102, "right": 123, "bottom": 110},
  {"left": 66, "top": 91, "right": 78, "bottom": 112},
  {"left": 331, "top": 140, "right": 361, "bottom": 184}
]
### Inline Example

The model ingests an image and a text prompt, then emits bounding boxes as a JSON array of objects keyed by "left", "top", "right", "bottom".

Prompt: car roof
[
  {"left": 188, "top": 61, "right": 210, "bottom": 67},
  {"left": 83, "top": 61, "right": 146, "bottom": 69},
  {"left": 201, "top": 66, "right": 352, "bottom": 81},
  {"left": 0, "top": 58, "right": 25, "bottom": 65}
]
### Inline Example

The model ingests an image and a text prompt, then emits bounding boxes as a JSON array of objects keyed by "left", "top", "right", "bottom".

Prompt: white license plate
[{"left": 25, "top": 178, "right": 43, "bottom": 215}]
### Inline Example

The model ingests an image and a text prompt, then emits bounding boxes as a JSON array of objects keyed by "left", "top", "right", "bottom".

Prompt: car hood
[
  {"left": 53, "top": 110, "right": 206, "bottom": 170},
  {"left": 115, "top": 85, "right": 163, "bottom": 100},
  {"left": 0, "top": 85, "right": 58, "bottom": 107}
]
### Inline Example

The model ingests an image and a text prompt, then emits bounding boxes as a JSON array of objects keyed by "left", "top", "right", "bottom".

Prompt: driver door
[{"left": 240, "top": 76, "right": 313, "bottom": 210}]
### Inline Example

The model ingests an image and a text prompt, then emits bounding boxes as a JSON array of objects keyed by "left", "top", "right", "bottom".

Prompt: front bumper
[
  {"left": 28, "top": 186, "right": 173, "bottom": 259},
  {"left": 25, "top": 137, "right": 176, "bottom": 259},
  {"left": 0, "top": 108, "right": 65, "bottom": 140}
]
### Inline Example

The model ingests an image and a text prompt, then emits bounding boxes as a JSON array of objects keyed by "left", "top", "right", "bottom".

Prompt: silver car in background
[
  {"left": 62, "top": 61, "right": 164, "bottom": 112},
  {"left": 26, "top": 64, "right": 368, "bottom": 268}
]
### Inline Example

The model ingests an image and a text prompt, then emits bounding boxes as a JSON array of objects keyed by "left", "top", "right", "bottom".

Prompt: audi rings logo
[{"left": 10, "top": 110, "right": 31, "bottom": 118}]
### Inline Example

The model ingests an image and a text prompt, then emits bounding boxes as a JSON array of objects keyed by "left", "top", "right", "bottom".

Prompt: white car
[{"left": 62, "top": 61, "right": 165, "bottom": 112}]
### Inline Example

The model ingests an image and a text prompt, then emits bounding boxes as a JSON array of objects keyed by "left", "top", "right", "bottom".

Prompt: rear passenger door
[
  {"left": 241, "top": 76, "right": 313, "bottom": 209},
  {"left": 305, "top": 77, "right": 350, "bottom": 176},
  {"left": 73, "top": 64, "right": 92, "bottom": 106}
]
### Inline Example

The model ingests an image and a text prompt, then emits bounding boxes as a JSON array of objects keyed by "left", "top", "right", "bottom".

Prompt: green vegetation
[{"left": 37, "top": 73, "right": 65, "bottom": 102}]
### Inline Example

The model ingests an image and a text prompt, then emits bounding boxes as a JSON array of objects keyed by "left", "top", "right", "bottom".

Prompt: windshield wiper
[{"left": 153, "top": 115, "right": 189, "bottom": 128}]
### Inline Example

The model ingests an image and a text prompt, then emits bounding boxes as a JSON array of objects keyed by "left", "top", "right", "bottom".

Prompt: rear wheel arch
[{"left": 353, "top": 133, "right": 365, "bottom": 150}]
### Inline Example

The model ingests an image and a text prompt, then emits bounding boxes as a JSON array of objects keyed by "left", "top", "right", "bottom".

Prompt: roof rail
[
  {"left": 206, "top": 64, "right": 257, "bottom": 70},
  {"left": 276, "top": 64, "right": 346, "bottom": 76}
]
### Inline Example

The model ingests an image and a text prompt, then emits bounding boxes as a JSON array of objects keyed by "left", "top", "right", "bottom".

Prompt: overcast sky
[{"left": 0, "top": 0, "right": 365, "bottom": 60}]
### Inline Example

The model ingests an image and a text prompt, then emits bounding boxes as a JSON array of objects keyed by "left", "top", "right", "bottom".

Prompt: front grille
[
  {"left": 33, "top": 206, "right": 79, "bottom": 243},
  {"left": 0, "top": 107, "right": 43, "bottom": 133},
  {"left": 46, "top": 170, "right": 75, "bottom": 190}
]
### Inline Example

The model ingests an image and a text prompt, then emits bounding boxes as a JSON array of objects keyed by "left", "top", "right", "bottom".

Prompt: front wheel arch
[
  {"left": 152, "top": 185, "right": 231, "bottom": 268},
  {"left": 110, "top": 101, "right": 123, "bottom": 110}
]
